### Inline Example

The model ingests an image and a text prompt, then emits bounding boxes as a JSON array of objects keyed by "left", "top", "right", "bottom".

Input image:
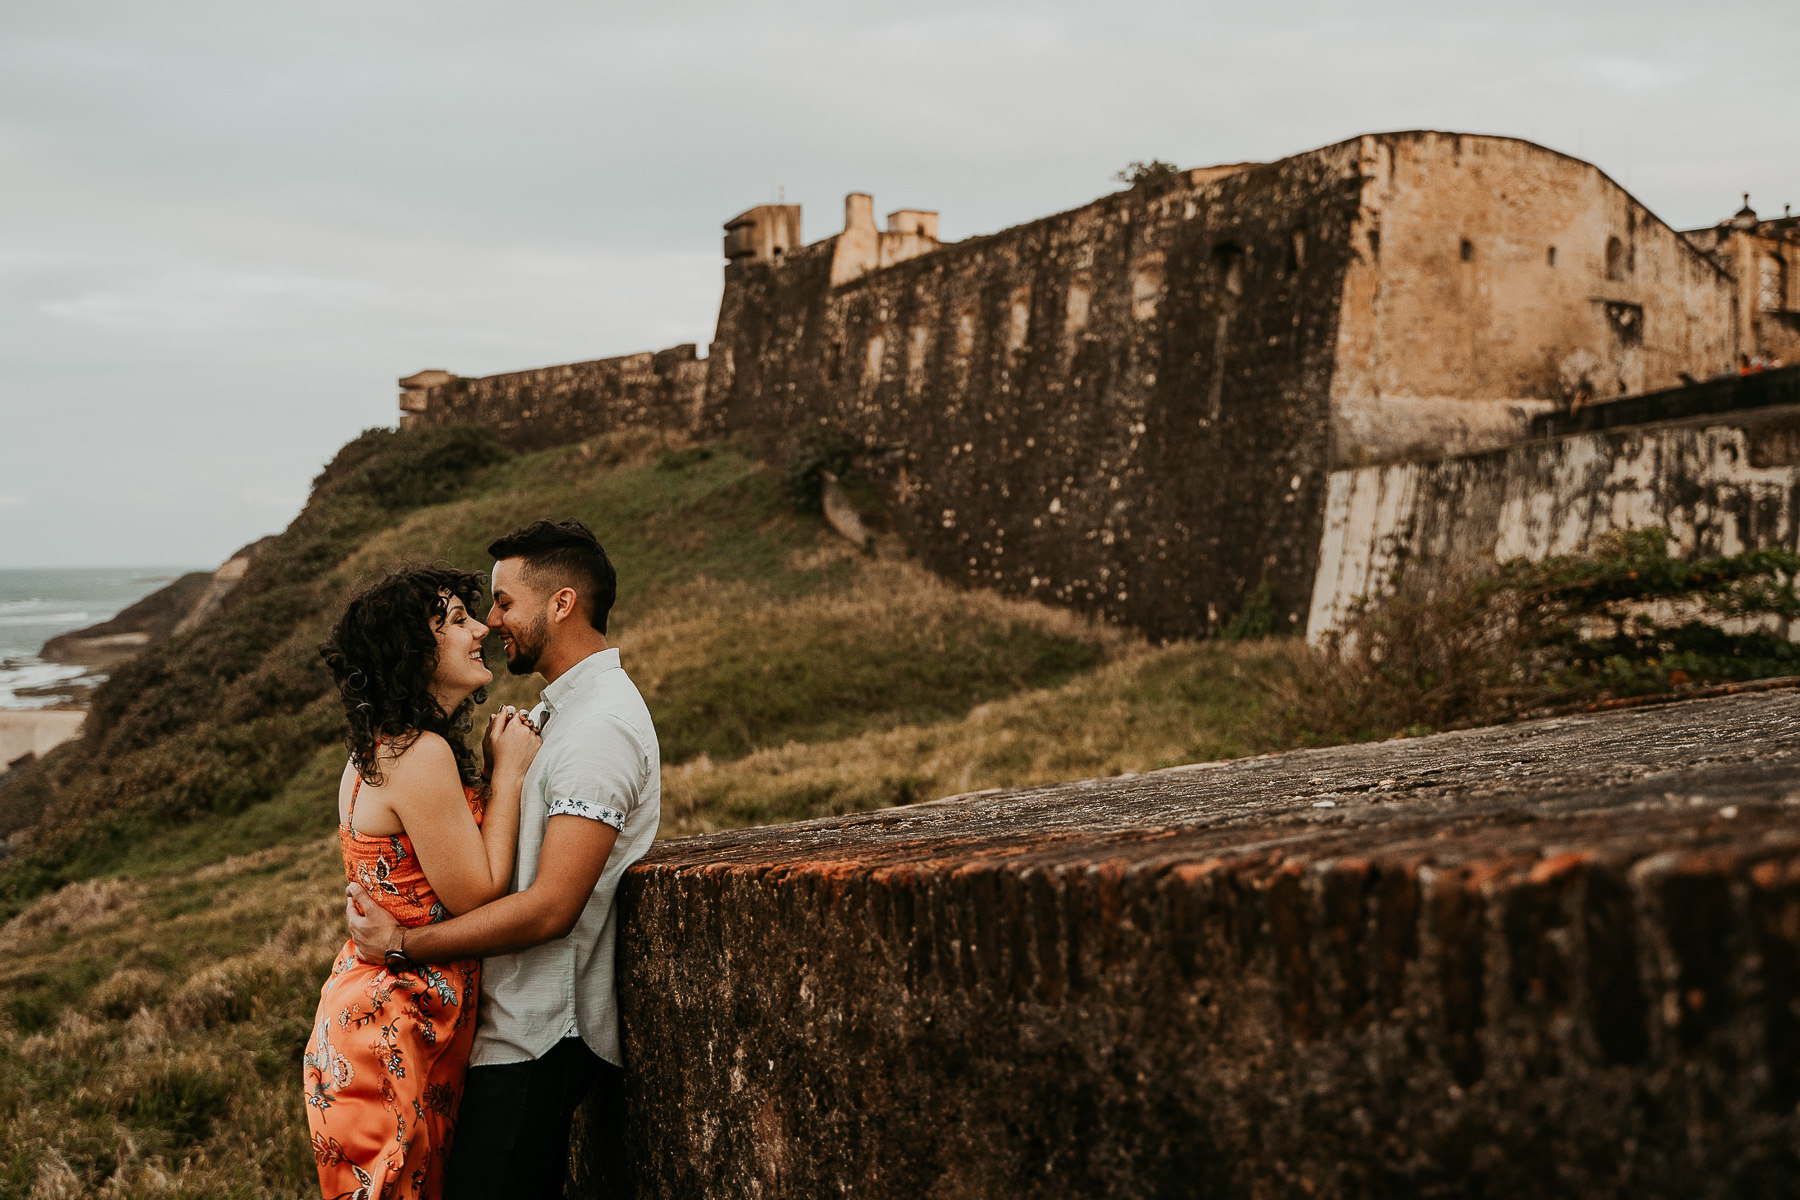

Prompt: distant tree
[{"left": 1113, "top": 160, "right": 1182, "bottom": 189}]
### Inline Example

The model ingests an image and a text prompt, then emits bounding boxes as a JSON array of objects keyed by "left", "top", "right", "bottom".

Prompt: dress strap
[{"left": 346, "top": 773, "right": 361, "bottom": 834}]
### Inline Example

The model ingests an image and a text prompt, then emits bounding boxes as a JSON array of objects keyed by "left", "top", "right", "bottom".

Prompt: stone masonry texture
[
  {"left": 402, "top": 132, "right": 1747, "bottom": 643},
  {"left": 1308, "top": 375, "right": 1800, "bottom": 640},
  {"left": 583, "top": 691, "right": 1800, "bottom": 1198},
  {"left": 702, "top": 142, "right": 1368, "bottom": 642},
  {"left": 397, "top": 344, "right": 706, "bottom": 453}
]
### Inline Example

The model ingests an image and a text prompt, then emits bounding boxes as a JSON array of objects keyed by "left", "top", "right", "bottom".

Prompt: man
[{"left": 346, "top": 518, "right": 660, "bottom": 1198}]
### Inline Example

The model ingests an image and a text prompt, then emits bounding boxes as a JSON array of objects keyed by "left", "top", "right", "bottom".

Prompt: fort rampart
[
  {"left": 397, "top": 131, "right": 1767, "bottom": 640},
  {"left": 1309, "top": 366, "right": 1800, "bottom": 638},
  {"left": 575, "top": 690, "right": 1800, "bottom": 1197},
  {"left": 398, "top": 344, "right": 706, "bottom": 454}
]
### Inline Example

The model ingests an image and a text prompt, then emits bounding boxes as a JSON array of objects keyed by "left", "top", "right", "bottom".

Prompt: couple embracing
[{"left": 303, "top": 518, "right": 658, "bottom": 1199}]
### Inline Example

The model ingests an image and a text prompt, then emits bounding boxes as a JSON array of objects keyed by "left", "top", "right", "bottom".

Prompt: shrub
[
  {"left": 782, "top": 429, "right": 864, "bottom": 514},
  {"left": 1221, "top": 580, "right": 1277, "bottom": 640},
  {"left": 1285, "top": 529, "right": 1800, "bottom": 739},
  {"left": 1114, "top": 159, "right": 1182, "bottom": 189}
]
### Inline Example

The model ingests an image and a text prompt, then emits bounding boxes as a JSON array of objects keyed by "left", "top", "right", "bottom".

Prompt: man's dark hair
[{"left": 487, "top": 518, "right": 617, "bottom": 633}]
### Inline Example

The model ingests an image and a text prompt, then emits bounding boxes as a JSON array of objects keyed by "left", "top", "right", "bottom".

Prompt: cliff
[{"left": 38, "top": 537, "right": 275, "bottom": 670}]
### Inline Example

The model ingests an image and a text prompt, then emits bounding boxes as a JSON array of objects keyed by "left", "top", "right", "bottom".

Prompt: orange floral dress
[{"left": 304, "top": 774, "right": 485, "bottom": 1200}]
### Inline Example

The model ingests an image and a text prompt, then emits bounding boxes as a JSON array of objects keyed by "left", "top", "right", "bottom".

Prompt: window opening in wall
[
  {"left": 1547, "top": 246, "right": 1558, "bottom": 267},
  {"left": 1460, "top": 238, "right": 1473, "bottom": 262},
  {"left": 1006, "top": 287, "right": 1031, "bottom": 355},
  {"left": 1760, "top": 254, "right": 1786, "bottom": 313},
  {"left": 824, "top": 340, "right": 844, "bottom": 382},
  {"left": 1206, "top": 244, "right": 1246, "bottom": 424},
  {"left": 1130, "top": 253, "right": 1166, "bottom": 322},
  {"left": 1285, "top": 229, "right": 1307, "bottom": 272},
  {"left": 1064, "top": 275, "right": 1092, "bottom": 335},
  {"left": 1605, "top": 236, "right": 1626, "bottom": 281},
  {"left": 863, "top": 331, "right": 887, "bottom": 391},
  {"left": 1212, "top": 242, "right": 1245, "bottom": 296}
]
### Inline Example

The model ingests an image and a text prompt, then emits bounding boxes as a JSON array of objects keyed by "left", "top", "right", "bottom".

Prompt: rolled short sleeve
[{"left": 541, "top": 715, "right": 647, "bottom": 833}]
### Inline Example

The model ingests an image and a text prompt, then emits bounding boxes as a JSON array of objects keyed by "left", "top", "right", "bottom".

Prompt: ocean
[{"left": 0, "top": 567, "right": 200, "bottom": 709}]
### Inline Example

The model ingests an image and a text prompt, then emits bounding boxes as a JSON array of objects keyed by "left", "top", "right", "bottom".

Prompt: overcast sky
[{"left": 3, "top": 0, "right": 1794, "bottom": 567}]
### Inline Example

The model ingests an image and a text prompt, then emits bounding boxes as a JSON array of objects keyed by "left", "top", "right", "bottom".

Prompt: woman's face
[{"left": 430, "top": 591, "right": 493, "bottom": 703}]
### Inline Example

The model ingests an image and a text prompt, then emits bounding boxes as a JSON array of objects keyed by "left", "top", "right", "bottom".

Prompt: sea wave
[
  {"left": 0, "top": 658, "right": 95, "bottom": 710},
  {"left": 0, "top": 611, "right": 91, "bottom": 627}
]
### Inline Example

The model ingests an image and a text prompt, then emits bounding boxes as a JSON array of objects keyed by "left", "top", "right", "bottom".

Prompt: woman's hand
[
  {"left": 485, "top": 706, "right": 541, "bottom": 781},
  {"left": 346, "top": 883, "right": 401, "bottom": 964}
]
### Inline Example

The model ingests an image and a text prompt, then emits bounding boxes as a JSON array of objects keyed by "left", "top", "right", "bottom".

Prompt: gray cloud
[{"left": 2, "top": 0, "right": 1794, "bottom": 565}]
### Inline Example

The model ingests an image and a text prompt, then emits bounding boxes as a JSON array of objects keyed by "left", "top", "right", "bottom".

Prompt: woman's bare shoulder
[{"left": 379, "top": 733, "right": 465, "bottom": 802}]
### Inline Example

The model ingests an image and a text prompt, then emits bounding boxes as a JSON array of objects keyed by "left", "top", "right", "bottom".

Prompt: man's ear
[{"left": 549, "top": 586, "right": 581, "bottom": 626}]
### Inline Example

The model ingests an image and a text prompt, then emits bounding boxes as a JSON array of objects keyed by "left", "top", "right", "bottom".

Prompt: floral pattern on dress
[{"left": 304, "top": 777, "right": 484, "bottom": 1200}]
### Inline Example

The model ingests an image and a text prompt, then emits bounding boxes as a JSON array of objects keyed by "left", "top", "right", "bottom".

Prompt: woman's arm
[
  {"left": 384, "top": 720, "right": 534, "bottom": 915},
  {"left": 348, "top": 816, "right": 619, "bottom": 963}
]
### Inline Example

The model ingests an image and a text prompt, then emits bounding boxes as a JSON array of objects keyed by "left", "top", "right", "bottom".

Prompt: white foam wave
[
  {"left": 0, "top": 611, "right": 90, "bottom": 628},
  {"left": 0, "top": 659, "right": 93, "bottom": 710}
]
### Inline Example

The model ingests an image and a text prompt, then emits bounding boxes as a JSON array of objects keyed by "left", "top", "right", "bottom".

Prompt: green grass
[
  {"left": 9, "top": 431, "right": 1800, "bottom": 1193},
  {"left": 0, "top": 424, "right": 1305, "bottom": 1196}
]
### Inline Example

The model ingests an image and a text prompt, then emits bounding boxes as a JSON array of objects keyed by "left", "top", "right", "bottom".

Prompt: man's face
[{"left": 487, "top": 558, "right": 550, "bottom": 676}]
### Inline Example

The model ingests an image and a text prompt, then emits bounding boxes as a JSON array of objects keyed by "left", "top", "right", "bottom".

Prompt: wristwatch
[{"left": 384, "top": 929, "right": 414, "bottom": 975}]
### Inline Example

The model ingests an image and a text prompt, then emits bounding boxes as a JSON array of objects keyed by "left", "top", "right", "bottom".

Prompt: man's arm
[{"left": 348, "top": 816, "right": 619, "bottom": 963}]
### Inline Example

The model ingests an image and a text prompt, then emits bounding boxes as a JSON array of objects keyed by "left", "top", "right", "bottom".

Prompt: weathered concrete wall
[
  {"left": 596, "top": 690, "right": 1800, "bottom": 1197},
  {"left": 1332, "top": 133, "right": 1736, "bottom": 465},
  {"left": 704, "top": 147, "right": 1368, "bottom": 640},
  {"left": 397, "top": 344, "right": 706, "bottom": 453},
  {"left": 1308, "top": 375, "right": 1800, "bottom": 640}
]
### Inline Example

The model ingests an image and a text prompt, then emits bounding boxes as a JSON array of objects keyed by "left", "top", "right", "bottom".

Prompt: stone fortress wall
[
  {"left": 398, "top": 130, "right": 1794, "bottom": 641},
  {"left": 379, "top": 134, "right": 1800, "bottom": 1194}
]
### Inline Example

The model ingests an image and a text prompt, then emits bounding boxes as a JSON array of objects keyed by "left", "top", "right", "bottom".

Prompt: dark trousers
[{"left": 446, "top": 1036, "right": 620, "bottom": 1200}]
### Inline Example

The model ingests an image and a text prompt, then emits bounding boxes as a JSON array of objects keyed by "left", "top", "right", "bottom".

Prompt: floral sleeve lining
[{"left": 547, "top": 796, "right": 626, "bottom": 831}]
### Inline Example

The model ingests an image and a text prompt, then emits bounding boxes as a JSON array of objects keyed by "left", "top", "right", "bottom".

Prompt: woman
[{"left": 305, "top": 565, "right": 539, "bottom": 1200}]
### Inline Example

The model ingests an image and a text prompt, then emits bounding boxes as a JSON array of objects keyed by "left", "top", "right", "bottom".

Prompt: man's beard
[{"left": 504, "top": 613, "right": 548, "bottom": 676}]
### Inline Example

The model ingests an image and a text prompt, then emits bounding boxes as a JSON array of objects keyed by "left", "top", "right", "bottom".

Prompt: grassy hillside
[
  {"left": 0, "top": 425, "right": 1321, "bottom": 1197},
  {"left": 10, "top": 422, "right": 1791, "bottom": 1195}
]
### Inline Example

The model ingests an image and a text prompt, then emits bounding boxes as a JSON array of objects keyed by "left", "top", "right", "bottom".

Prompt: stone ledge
[{"left": 596, "top": 692, "right": 1800, "bottom": 1198}]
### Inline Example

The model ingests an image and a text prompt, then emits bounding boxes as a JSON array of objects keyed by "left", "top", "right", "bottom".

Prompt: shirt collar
[{"left": 539, "top": 646, "right": 619, "bottom": 716}]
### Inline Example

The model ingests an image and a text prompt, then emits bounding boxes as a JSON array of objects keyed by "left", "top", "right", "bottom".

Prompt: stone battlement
[
  {"left": 397, "top": 344, "right": 705, "bottom": 453},
  {"left": 400, "top": 131, "right": 1789, "bottom": 640},
  {"left": 584, "top": 688, "right": 1800, "bottom": 1197}
]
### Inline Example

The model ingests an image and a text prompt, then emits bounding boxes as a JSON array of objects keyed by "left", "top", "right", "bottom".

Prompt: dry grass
[
  {"left": 0, "top": 633, "right": 1309, "bottom": 1196},
  {"left": 0, "top": 840, "right": 343, "bottom": 1198},
  {"left": 661, "top": 636, "right": 1309, "bottom": 835},
  {"left": 476, "top": 550, "right": 1124, "bottom": 764},
  {"left": 1, "top": 879, "right": 144, "bottom": 947}
]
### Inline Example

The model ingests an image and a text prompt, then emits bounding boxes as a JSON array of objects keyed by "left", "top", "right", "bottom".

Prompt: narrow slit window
[
  {"left": 1547, "top": 246, "right": 1558, "bottom": 267},
  {"left": 1460, "top": 238, "right": 1474, "bottom": 262}
]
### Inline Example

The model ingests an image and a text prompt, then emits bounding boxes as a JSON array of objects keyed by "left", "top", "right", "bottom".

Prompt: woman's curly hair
[{"left": 319, "top": 564, "right": 490, "bottom": 788}]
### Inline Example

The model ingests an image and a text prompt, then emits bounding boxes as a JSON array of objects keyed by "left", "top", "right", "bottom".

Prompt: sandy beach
[{"left": 0, "top": 709, "right": 85, "bottom": 771}]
